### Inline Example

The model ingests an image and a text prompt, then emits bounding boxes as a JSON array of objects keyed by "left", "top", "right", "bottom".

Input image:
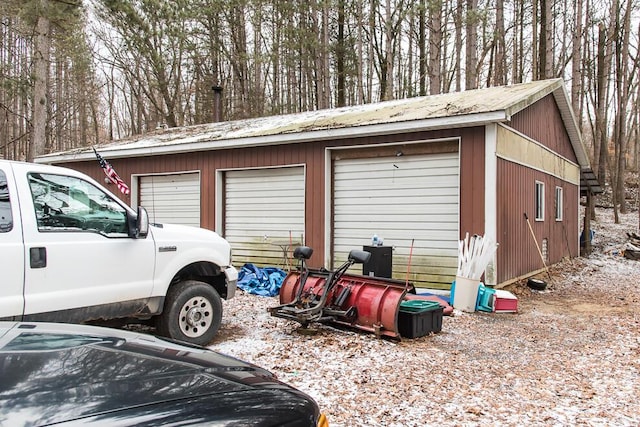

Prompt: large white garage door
[
  {"left": 140, "top": 173, "right": 200, "bottom": 227},
  {"left": 333, "top": 152, "right": 459, "bottom": 288},
  {"left": 225, "top": 167, "right": 305, "bottom": 268}
]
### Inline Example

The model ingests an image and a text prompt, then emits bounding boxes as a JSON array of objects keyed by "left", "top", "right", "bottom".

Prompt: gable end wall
[{"left": 496, "top": 95, "right": 580, "bottom": 284}]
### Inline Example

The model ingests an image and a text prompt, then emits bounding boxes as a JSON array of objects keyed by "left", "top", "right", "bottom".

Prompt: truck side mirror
[
  {"left": 128, "top": 206, "right": 149, "bottom": 238},
  {"left": 136, "top": 206, "right": 149, "bottom": 238}
]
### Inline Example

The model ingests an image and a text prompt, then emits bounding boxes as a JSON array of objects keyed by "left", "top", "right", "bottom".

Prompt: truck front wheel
[{"left": 157, "top": 280, "right": 223, "bottom": 346}]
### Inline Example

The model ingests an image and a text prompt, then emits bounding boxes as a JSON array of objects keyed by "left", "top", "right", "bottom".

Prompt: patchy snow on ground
[{"left": 209, "top": 207, "right": 640, "bottom": 427}]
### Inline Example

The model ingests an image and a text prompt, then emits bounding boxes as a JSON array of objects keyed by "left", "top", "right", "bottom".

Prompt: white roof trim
[{"left": 551, "top": 85, "right": 591, "bottom": 168}]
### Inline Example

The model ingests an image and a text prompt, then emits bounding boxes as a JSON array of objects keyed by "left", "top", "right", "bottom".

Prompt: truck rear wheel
[{"left": 157, "top": 280, "right": 222, "bottom": 346}]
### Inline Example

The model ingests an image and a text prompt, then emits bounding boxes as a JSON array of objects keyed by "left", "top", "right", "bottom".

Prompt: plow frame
[
  {"left": 268, "top": 246, "right": 371, "bottom": 327},
  {"left": 269, "top": 246, "right": 413, "bottom": 339}
]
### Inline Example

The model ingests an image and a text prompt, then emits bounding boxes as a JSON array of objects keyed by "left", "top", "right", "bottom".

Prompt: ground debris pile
[{"left": 211, "top": 207, "right": 640, "bottom": 426}]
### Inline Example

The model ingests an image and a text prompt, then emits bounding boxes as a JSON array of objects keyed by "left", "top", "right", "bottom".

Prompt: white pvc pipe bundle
[{"left": 457, "top": 233, "right": 499, "bottom": 280}]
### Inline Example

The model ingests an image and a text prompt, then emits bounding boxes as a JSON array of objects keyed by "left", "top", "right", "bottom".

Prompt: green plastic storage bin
[{"left": 398, "top": 300, "right": 443, "bottom": 338}]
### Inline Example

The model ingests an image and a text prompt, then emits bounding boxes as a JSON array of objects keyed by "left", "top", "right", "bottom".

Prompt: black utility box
[
  {"left": 397, "top": 300, "right": 444, "bottom": 338},
  {"left": 362, "top": 245, "right": 392, "bottom": 278}
]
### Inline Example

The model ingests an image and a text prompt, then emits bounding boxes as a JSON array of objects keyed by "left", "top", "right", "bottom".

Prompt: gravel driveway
[{"left": 211, "top": 208, "right": 640, "bottom": 426}]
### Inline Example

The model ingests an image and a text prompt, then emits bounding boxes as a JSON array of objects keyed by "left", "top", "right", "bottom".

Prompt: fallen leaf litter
[{"left": 211, "top": 207, "right": 640, "bottom": 426}]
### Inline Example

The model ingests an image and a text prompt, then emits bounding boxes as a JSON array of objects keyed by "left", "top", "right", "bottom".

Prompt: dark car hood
[{"left": 0, "top": 322, "right": 318, "bottom": 426}]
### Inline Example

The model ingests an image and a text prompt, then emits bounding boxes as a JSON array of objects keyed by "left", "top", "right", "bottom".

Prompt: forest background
[{"left": 1, "top": 0, "right": 639, "bottom": 217}]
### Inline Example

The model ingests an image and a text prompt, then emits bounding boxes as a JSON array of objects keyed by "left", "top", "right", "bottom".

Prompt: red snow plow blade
[{"left": 269, "top": 246, "right": 412, "bottom": 339}]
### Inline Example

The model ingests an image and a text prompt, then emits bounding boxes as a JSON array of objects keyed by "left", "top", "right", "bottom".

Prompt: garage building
[{"left": 39, "top": 79, "right": 599, "bottom": 289}]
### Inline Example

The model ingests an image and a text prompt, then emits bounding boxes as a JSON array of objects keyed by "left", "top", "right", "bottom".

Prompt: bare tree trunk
[
  {"left": 595, "top": 22, "right": 612, "bottom": 200},
  {"left": 634, "top": 94, "right": 640, "bottom": 176},
  {"left": 367, "top": 0, "right": 375, "bottom": 103},
  {"left": 465, "top": 0, "right": 478, "bottom": 89},
  {"left": 418, "top": 0, "right": 427, "bottom": 96},
  {"left": 614, "top": 0, "right": 632, "bottom": 215},
  {"left": 252, "top": 1, "right": 264, "bottom": 116},
  {"left": 428, "top": 0, "right": 442, "bottom": 95},
  {"left": 30, "top": 11, "right": 51, "bottom": 161},
  {"left": 383, "top": 0, "right": 394, "bottom": 100},
  {"left": 454, "top": 0, "right": 463, "bottom": 91},
  {"left": 309, "top": 4, "right": 321, "bottom": 109},
  {"left": 544, "top": 0, "right": 553, "bottom": 77},
  {"left": 406, "top": 8, "right": 414, "bottom": 97},
  {"left": 55, "top": 53, "right": 63, "bottom": 152},
  {"left": 493, "top": 0, "right": 505, "bottom": 86},
  {"left": 571, "top": 0, "right": 583, "bottom": 127},
  {"left": 631, "top": 23, "right": 640, "bottom": 182},
  {"left": 440, "top": 1, "right": 450, "bottom": 92},
  {"left": 229, "top": 3, "right": 249, "bottom": 118},
  {"left": 583, "top": 193, "right": 593, "bottom": 254},
  {"left": 107, "top": 66, "right": 115, "bottom": 140},
  {"left": 538, "top": 0, "right": 552, "bottom": 79},
  {"left": 532, "top": 0, "right": 538, "bottom": 80},
  {"left": 322, "top": 3, "right": 330, "bottom": 108},
  {"left": 336, "top": 1, "right": 346, "bottom": 107},
  {"left": 356, "top": 0, "right": 365, "bottom": 103},
  {"left": 271, "top": 7, "right": 281, "bottom": 113},
  {"left": 511, "top": 0, "right": 521, "bottom": 83}
]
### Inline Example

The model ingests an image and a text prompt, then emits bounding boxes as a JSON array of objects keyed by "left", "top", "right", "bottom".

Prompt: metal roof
[{"left": 38, "top": 78, "right": 593, "bottom": 174}]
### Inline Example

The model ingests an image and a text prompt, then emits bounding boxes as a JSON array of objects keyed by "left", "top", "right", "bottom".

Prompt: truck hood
[
  {"left": 0, "top": 322, "right": 319, "bottom": 426},
  {"left": 149, "top": 222, "right": 232, "bottom": 265},
  {"left": 149, "top": 222, "right": 229, "bottom": 248}
]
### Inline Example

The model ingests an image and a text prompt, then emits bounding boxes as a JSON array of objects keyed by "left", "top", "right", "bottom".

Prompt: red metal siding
[
  {"left": 58, "top": 145, "right": 326, "bottom": 267},
  {"left": 497, "top": 93, "right": 580, "bottom": 283},
  {"left": 509, "top": 95, "right": 578, "bottom": 163},
  {"left": 60, "top": 127, "right": 487, "bottom": 273},
  {"left": 497, "top": 158, "right": 579, "bottom": 283},
  {"left": 458, "top": 127, "right": 486, "bottom": 238}
]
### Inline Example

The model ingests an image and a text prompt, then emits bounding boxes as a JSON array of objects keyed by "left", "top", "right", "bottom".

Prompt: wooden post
[{"left": 583, "top": 193, "right": 593, "bottom": 255}]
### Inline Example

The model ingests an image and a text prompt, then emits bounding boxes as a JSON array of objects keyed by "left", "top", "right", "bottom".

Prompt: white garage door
[
  {"left": 333, "top": 152, "right": 459, "bottom": 288},
  {"left": 140, "top": 173, "right": 200, "bottom": 227},
  {"left": 225, "top": 167, "right": 305, "bottom": 268}
]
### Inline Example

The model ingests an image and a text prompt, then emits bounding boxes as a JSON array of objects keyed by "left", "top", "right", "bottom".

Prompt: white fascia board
[
  {"left": 37, "top": 111, "right": 508, "bottom": 164},
  {"left": 551, "top": 86, "right": 591, "bottom": 169},
  {"left": 484, "top": 123, "right": 498, "bottom": 287},
  {"left": 323, "top": 148, "right": 332, "bottom": 270}
]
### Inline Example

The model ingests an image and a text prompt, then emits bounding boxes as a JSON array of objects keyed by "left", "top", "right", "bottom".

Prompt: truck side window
[
  {"left": 28, "top": 172, "right": 129, "bottom": 236},
  {"left": 0, "top": 169, "right": 13, "bottom": 233}
]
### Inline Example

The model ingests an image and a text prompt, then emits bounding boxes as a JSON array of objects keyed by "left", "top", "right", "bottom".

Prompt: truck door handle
[{"left": 30, "top": 247, "right": 47, "bottom": 268}]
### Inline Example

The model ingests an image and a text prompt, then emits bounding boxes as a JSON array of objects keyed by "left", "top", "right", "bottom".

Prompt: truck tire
[{"left": 157, "top": 280, "right": 223, "bottom": 346}]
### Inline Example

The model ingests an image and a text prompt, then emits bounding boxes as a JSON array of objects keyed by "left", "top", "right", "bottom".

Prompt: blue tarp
[{"left": 237, "top": 264, "right": 287, "bottom": 297}]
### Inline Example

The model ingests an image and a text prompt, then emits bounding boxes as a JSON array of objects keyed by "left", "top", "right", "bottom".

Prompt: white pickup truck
[{"left": 0, "top": 160, "right": 237, "bottom": 346}]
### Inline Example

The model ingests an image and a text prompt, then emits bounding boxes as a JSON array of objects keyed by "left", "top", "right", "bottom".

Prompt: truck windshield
[{"left": 28, "top": 172, "right": 128, "bottom": 236}]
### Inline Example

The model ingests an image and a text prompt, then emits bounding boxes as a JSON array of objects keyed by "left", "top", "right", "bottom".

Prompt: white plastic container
[{"left": 452, "top": 276, "right": 481, "bottom": 312}]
